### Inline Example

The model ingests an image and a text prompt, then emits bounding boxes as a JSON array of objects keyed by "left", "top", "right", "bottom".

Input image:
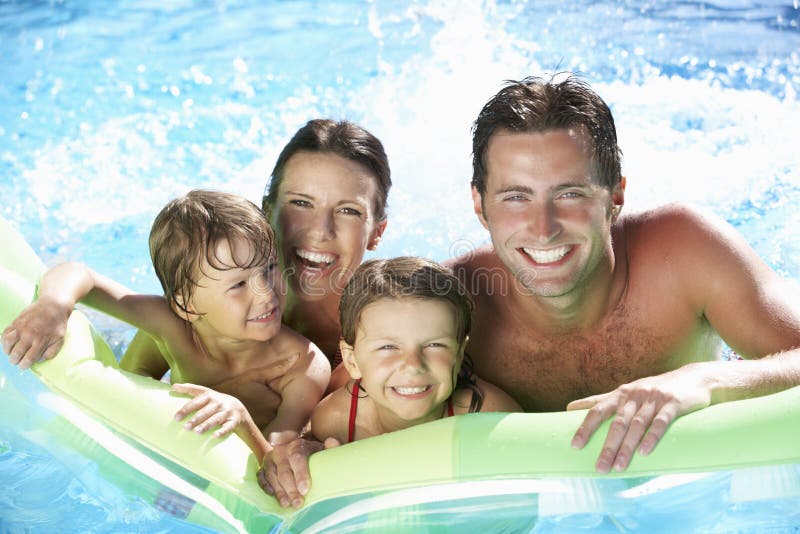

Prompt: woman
[{"left": 121, "top": 119, "right": 391, "bottom": 423}]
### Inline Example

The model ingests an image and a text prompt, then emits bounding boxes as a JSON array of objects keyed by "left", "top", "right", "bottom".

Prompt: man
[{"left": 259, "top": 74, "right": 800, "bottom": 507}]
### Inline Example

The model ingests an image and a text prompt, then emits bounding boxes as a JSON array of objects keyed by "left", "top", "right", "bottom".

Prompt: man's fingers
[
  {"left": 566, "top": 392, "right": 606, "bottom": 411},
  {"left": 595, "top": 399, "right": 638, "bottom": 473},
  {"left": 570, "top": 397, "right": 617, "bottom": 449},
  {"left": 639, "top": 402, "right": 679, "bottom": 455},
  {"left": 611, "top": 399, "right": 657, "bottom": 471}
]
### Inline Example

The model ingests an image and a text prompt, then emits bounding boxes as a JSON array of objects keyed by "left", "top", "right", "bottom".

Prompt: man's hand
[
  {"left": 1, "top": 297, "right": 72, "bottom": 369},
  {"left": 257, "top": 433, "right": 336, "bottom": 508},
  {"left": 213, "top": 354, "right": 298, "bottom": 429},
  {"left": 567, "top": 363, "right": 713, "bottom": 473}
]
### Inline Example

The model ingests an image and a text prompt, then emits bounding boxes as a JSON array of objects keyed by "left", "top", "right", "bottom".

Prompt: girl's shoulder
[{"left": 452, "top": 376, "right": 522, "bottom": 414}]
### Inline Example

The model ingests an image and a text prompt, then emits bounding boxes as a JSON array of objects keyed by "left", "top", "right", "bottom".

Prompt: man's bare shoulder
[
  {"left": 445, "top": 243, "right": 502, "bottom": 274},
  {"left": 622, "top": 203, "right": 737, "bottom": 246}
]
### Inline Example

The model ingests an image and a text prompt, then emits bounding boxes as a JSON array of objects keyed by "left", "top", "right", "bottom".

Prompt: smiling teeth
[
  {"left": 393, "top": 386, "right": 429, "bottom": 395},
  {"left": 253, "top": 310, "right": 273, "bottom": 320},
  {"left": 296, "top": 249, "right": 335, "bottom": 264},
  {"left": 523, "top": 245, "right": 571, "bottom": 264}
]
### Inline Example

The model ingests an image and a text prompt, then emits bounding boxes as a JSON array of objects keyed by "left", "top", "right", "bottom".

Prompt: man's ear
[
  {"left": 340, "top": 340, "right": 362, "bottom": 379},
  {"left": 171, "top": 294, "right": 199, "bottom": 323},
  {"left": 471, "top": 186, "right": 489, "bottom": 230},
  {"left": 611, "top": 176, "right": 626, "bottom": 221},
  {"left": 367, "top": 219, "right": 388, "bottom": 251}
]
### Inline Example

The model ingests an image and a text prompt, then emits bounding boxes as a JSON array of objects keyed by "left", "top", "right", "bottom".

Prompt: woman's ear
[
  {"left": 340, "top": 339, "right": 362, "bottom": 379},
  {"left": 367, "top": 219, "right": 388, "bottom": 251}
]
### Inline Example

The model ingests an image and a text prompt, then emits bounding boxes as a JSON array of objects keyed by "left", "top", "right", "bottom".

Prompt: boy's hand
[
  {"left": 172, "top": 383, "right": 250, "bottom": 438},
  {"left": 212, "top": 355, "right": 298, "bottom": 429},
  {"left": 1, "top": 297, "right": 72, "bottom": 369}
]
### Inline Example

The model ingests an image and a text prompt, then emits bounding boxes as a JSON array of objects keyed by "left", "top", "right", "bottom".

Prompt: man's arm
[{"left": 569, "top": 205, "right": 800, "bottom": 472}]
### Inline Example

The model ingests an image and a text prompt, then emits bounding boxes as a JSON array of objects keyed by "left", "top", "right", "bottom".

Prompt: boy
[{"left": 2, "top": 190, "right": 330, "bottom": 459}]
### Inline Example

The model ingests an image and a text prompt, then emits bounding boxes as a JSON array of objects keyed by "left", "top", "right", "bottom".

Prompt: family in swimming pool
[{"left": 4, "top": 73, "right": 800, "bottom": 509}]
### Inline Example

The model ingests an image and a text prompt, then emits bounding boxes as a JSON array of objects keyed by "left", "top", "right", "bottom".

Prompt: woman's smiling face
[{"left": 269, "top": 151, "right": 385, "bottom": 301}]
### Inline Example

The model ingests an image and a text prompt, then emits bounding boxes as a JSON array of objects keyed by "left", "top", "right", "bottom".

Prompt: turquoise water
[{"left": 1, "top": 0, "right": 799, "bottom": 531}]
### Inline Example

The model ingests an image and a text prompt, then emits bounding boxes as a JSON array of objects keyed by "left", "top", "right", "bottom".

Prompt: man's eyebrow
[{"left": 494, "top": 185, "right": 535, "bottom": 195}]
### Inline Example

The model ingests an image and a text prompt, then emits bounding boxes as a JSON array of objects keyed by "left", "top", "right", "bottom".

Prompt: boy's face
[
  {"left": 341, "top": 298, "right": 465, "bottom": 425},
  {"left": 184, "top": 237, "right": 284, "bottom": 342},
  {"left": 270, "top": 151, "right": 386, "bottom": 301}
]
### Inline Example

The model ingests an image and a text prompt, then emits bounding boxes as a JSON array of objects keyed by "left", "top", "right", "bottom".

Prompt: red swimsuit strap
[
  {"left": 348, "top": 378, "right": 361, "bottom": 444},
  {"left": 348, "top": 380, "right": 455, "bottom": 443}
]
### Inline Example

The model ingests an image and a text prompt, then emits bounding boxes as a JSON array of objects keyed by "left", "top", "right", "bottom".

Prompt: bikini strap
[{"left": 348, "top": 378, "right": 361, "bottom": 443}]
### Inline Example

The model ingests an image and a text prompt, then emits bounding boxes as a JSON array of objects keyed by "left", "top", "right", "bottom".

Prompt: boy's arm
[
  {"left": 172, "top": 383, "right": 271, "bottom": 462},
  {"left": 262, "top": 346, "right": 331, "bottom": 442},
  {"left": 3, "top": 262, "right": 180, "bottom": 369}
]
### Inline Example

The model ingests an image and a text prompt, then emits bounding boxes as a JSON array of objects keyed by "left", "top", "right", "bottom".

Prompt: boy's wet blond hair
[
  {"left": 339, "top": 257, "right": 473, "bottom": 345},
  {"left": 149, "top": 189, "right": 274, "bottom": 315}
]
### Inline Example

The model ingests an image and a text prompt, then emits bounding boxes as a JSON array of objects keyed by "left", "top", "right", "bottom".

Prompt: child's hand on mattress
[
  {"left": 172, "top": 383, "right": 253, "bottom": 438},
  {"left": 2, "top": 296, "right": 72, "bottom": 369}
]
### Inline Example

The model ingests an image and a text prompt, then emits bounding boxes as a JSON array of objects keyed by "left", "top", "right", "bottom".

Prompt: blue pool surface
[{"left": 1, "top": 0, "right": 799, "bottom": 531}]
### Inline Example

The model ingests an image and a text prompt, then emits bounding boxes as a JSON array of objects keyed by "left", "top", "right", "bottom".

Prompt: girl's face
[
  {"left": 341, "top": 298, "right": 465, "bottom": 429},
  {"left": 269, "top": 151, "right": 386, "bottom": 302}
]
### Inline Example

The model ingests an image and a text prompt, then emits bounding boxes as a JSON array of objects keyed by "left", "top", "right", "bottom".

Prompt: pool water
[{"left": 1, "top": 0, "right": 799, "bottom": 531}]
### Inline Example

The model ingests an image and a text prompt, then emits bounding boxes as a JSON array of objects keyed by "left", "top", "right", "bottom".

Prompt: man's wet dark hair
[{"left": 471, "top": 74, "right": 622, "bottom": 195}]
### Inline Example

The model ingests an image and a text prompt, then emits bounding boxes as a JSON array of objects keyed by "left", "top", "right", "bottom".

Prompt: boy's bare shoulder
[{"left": 268, "top": 324, "right": 325, "bottom": 362}]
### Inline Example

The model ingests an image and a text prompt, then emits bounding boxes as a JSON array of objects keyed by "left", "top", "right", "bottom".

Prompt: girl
[{"left": 310, "top": 257, "right": 520, "bottom": 444}]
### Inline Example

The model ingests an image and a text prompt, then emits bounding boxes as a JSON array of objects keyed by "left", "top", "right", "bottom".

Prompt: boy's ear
[
  {"left": 367, "top": 219, "right": 388, "bottom": 251},
  {"left": 340, "top": 340, "right": 362, "bottom": 379},
  {"left": 170, "top": 294, "right": 199, "bottom": 323}
]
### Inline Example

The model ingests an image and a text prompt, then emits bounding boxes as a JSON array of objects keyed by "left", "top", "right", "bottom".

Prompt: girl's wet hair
[
  {"left": 339, "top": 257, "right": 473, "bottom": 346},
  {"left": 149, "top": 189, "right": 274, "bottom": 315}
]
